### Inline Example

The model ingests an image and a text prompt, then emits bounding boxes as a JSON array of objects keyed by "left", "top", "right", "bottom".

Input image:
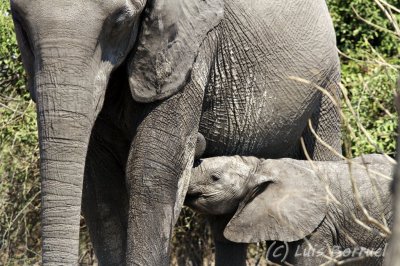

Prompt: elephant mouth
[{"left": 184, "top": 191, "right": 203, "bottom": 206}]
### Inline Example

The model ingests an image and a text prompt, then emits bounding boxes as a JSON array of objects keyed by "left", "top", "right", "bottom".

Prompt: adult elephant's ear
[
  {"left": 224, "top": 159, "right": 328, "bottom": 243},
  {"left": 128, "top": 0, "right": 224, "bottom": 103}
]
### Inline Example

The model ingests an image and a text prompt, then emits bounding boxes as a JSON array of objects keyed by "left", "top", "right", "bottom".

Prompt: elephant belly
[
  {"left": 198, "top": 0, "right": 338, "bottom": 159},
  {"left": 198, "top": 86, "right": 317, "bottom": 158}
]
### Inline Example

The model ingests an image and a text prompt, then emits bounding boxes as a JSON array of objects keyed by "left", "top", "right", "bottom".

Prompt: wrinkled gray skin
[
  {"left": 187, "top": 154, "right": 393, "bottom": 265},
  {"left": 11, "top": 0, "right": 341, "bottom": 265}
]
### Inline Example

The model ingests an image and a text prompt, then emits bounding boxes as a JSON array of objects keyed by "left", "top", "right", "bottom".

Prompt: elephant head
[
  {"left": 11, "top": 0, "right": 223, "bottom": 263},
  {"left": 186, "top": 156, "right": 328, "bottom": 243}
]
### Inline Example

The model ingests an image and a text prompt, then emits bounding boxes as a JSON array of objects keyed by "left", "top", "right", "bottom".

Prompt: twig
[
  {"left": 351, "top": 6, "right": 400, "bottom": 39},
  {"left": 0, "top": 102, "right": 25, "bottom": 115},
  {"left": 374, "top": 0, "right": 400, "bottom": 37}
]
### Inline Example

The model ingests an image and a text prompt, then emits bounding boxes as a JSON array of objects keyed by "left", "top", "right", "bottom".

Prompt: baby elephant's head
[
  {"left": 187, "top": 134, "right": 260, "bottom": 215},
  {"left": 185, "top": 157, "right": 328, "bottom": 244},
  {"left": 185, "top": 156, "right": 259, "bottom": 215}
]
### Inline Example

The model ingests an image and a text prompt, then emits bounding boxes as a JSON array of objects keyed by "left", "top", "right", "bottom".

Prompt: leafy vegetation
[
  {"left": 0, "top": 1, "right": 40, "bottom": 264},
  {"left": 328, "top": 0, "right": 400, "bottom": 157},
  {"left": 0, "top": 0, "right": 399, "bottom": 264}
]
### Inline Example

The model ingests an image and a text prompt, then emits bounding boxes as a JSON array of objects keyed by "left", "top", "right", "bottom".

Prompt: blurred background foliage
[
  {"left": 328, "top": 0, "right": 400, "bottom": 156},
  {"left": 0, "top": 0, "right": 399, "bottom": 265}
]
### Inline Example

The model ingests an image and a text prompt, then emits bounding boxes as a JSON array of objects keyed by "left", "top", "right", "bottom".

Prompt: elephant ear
[
  {"left": 128, "top": 0, "right": 224, "bottom": 103},
  {"left": 224, "top": 159, "right": 328, "bottom": 243}
]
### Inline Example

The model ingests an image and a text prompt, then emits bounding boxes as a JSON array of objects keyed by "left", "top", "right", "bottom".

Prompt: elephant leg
[
  {"left": 82, "top": 117, "right": 130, "bottom": 265},
  {"left": 208, "top": 215, "right": 248, "bottom": 266},
  {"left": 301, "top": 66, "right": 342, "bottom": 161},
  {"left": 125, "top": 91, "right": 204, "bottom": 264},
  {"left": 124, "top": 41, "right": 217, "bottom": 264}
]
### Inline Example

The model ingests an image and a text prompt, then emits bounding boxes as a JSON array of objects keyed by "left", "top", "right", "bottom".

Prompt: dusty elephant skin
[
  {"left": 11, "top": 0, "right": 341, "bottom": 265},
  {"left": 186, "top": 154, "right": 394, "bottom": 265}
]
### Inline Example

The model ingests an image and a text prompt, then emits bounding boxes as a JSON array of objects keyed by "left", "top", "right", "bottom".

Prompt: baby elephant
[{"left": 186, "top": 154, "right": 393, "bottom": 265}]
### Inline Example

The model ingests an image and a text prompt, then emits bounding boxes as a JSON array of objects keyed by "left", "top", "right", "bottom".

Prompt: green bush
[
  {"left": 328, "top": 0, "right": 400, "bottom": 57},
  {"left": 327, "top": 0, "right": 400, "bottom": 157},
  {"left": 0, "top": 1, "right": 25, "bottom": 95},
  {"left": 0, "top": 0, "right": 399, "bottom": 264},
  {"left": 341, "top": 60, "right": 398, "bottom": 156},
  {"left": 0, "top": 1, "right": 40, "bottom": 265}
]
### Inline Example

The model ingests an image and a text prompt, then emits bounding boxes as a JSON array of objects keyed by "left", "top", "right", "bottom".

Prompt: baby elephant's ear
[
  {"left": 128, "top": 0, "right": 224, "bottom": 103},
  {"left": 224, "top": 159, "right": 328, "bottom": 243}
]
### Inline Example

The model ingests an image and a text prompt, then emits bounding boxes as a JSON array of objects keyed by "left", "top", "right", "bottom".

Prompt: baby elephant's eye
[{"left": 211, "top": 173, "right": 221, "bottom": 181}]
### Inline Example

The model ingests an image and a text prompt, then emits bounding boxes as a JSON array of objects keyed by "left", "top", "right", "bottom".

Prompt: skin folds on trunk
[
  {"left": 38, "top": 114, "right": 91, "bottom": 263},
  {"left": 36, "top": 59, "right": 103, "bottom": 264},
  {"left": 39, "top": 137, "right": 88, "bottom": 264}
]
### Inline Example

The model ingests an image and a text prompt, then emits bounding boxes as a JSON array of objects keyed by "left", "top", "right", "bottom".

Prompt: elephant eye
[
  {"left": 210, "top": 172, "right": 222, "bottom": 181},
  {"left": 111, "top": 6, "right": 136, "bottom": 28}
]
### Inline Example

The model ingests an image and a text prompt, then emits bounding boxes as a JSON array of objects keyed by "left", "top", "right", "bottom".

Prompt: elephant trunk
[
  {"left": 39, "top": 126, "right": 89, "bottom": 265},
  {"left": 35, "top": 58, "right": 104, "bottom": 264}
]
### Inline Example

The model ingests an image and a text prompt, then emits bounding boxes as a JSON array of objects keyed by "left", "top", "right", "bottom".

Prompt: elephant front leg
[
  {"left": 125, "top": 86, "right": 204, "bottom": 265},
  {"left": 82, "top": 117, "right": 130, "bottom": 265},
  {"left": 208, "top": 215, "right": 248, "bottom": 266}
]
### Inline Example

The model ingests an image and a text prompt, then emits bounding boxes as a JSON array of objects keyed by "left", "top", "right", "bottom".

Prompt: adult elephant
[{"left": 11, "top": 0, "right": 341, "bottom": 265}]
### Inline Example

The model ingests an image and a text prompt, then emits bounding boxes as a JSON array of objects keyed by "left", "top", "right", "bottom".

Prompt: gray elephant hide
[{"left": 186, "top": 154, "right": 394, "bottom": 265}]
